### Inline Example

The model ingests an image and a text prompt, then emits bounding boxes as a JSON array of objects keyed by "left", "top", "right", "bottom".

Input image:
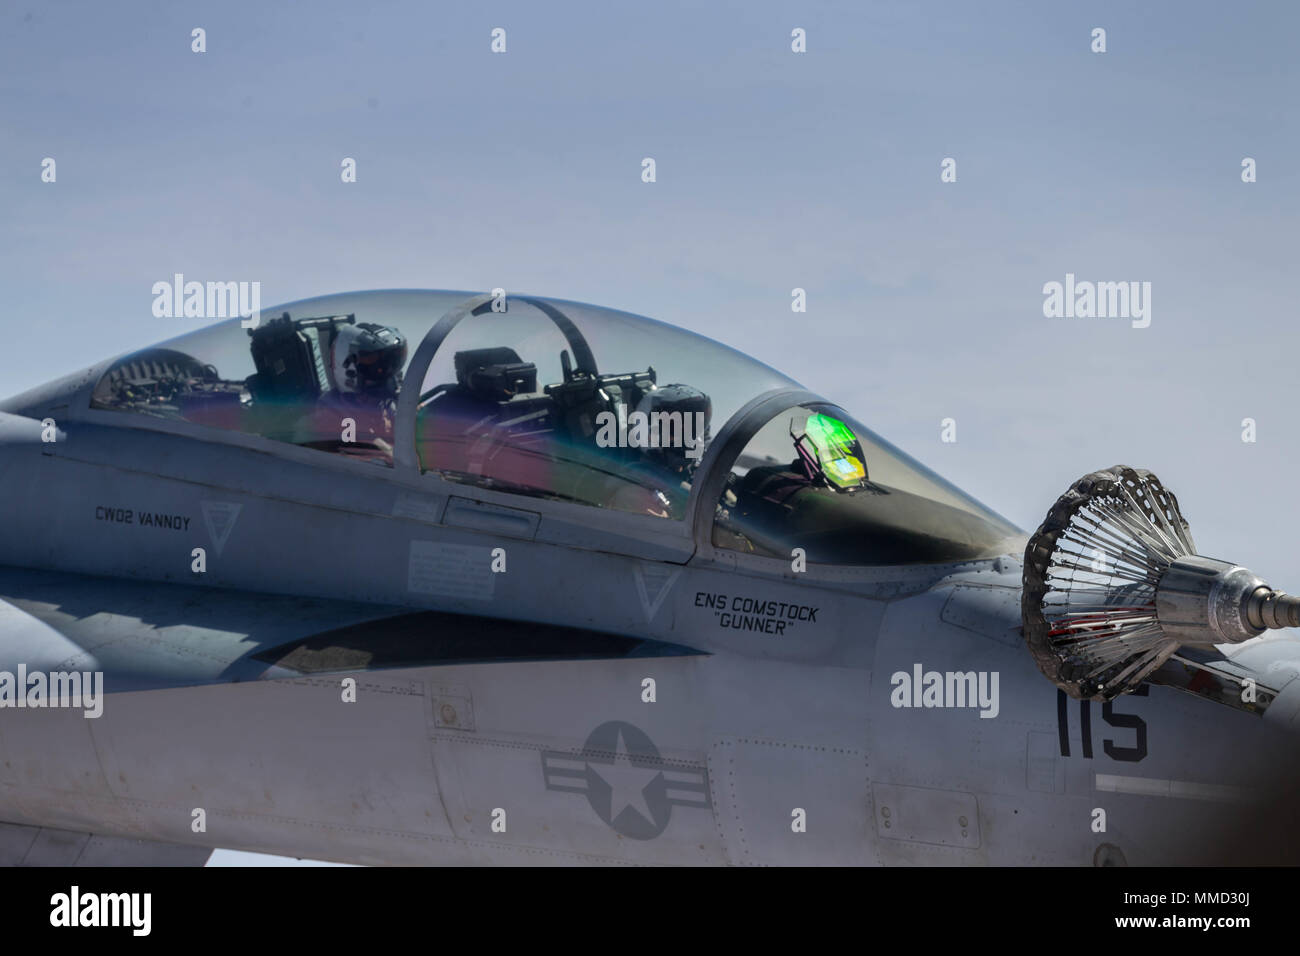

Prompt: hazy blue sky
[{"left": 2, "top": 1, "right": 1297, "bottom": 864}]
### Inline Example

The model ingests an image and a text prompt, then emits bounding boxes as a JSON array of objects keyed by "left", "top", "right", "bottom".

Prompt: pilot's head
[
  {"left": 331, "top": 322, "right": 407, "bottom": 400},
  {"left": 635, "top": 383, "right": 711, "bottom": 473}
]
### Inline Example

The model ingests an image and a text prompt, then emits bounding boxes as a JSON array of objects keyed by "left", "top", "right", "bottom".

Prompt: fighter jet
[{"left": 0, "top": 288, "right": 1296, "bottom": 866}]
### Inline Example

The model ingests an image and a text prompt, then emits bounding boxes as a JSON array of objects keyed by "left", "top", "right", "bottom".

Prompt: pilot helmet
[
  {"left": 331, "top": 322, "right": 407, "bottom": 397},
  {"left": 634, "top": 383, "right": 711, "bottom": 469}
]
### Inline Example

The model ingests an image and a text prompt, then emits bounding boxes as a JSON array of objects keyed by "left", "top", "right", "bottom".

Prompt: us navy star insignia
[{"left": 541, "top": 720, "right": 711, "bottom": 839}]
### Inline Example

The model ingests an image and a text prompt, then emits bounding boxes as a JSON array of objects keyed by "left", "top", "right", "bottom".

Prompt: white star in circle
[{"left": 589, "top": 727, "right": 663, "bottom": 826}]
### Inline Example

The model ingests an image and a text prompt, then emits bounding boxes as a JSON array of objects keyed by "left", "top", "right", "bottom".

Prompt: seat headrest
[
  {"left": 454, "top": 347, "right": 524, "bottom": 387},
  {"left": 453, "top": 347, "right": 537, "bottom": 400}
]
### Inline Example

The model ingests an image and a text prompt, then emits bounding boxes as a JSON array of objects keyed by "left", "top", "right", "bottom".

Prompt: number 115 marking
[{"left": 1056, "top": 685, "right": 1148, "bottom": 762}]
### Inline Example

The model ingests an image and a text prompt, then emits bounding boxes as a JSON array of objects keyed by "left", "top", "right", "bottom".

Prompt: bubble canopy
[{"left": 87, "top": 289, "right": 1019, "bottom": 565}]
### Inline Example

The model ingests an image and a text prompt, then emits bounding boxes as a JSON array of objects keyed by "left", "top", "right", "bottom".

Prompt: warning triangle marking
[
  {"left": 635, "top": 564, "right": 682, "bottom": 622},
  {"left": 200, "top": 501, "right": 243, "bottom": 557}
]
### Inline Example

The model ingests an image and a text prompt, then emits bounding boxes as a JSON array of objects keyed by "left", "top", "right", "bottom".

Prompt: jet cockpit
[{"left": 82, "top": 289, "right": 1020, "bottom": 567}]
